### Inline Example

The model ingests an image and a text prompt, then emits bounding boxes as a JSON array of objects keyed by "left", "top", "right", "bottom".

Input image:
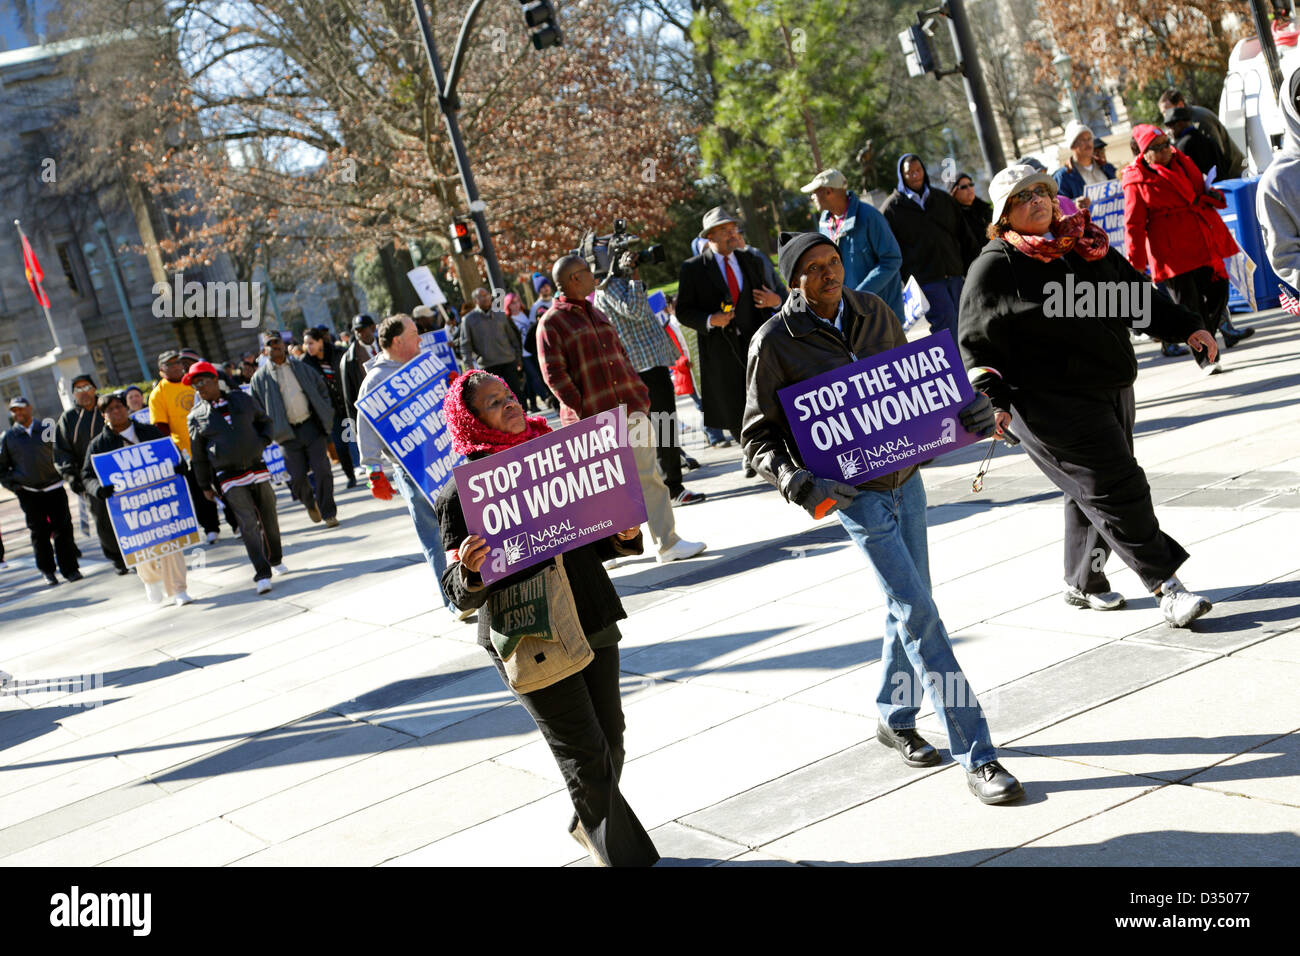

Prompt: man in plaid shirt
[
  {"left": 595, "top": 252, "right": 705, "bottom": 506},
  {"left": 538, "top": 255, "right": 707, "bottom": 565}
]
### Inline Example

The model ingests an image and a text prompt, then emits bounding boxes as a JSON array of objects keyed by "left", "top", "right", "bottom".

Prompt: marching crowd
[{"left": 5, "top": 68, "right": 1300, "bottom": 867}]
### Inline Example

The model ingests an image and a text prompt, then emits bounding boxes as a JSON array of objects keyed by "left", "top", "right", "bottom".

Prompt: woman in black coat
[
  {"left": 81, "top": 391, "right": 193, "bottom": 607},
  {"left": 950, "top": 171, "right": 994, "bottom": 273},
  {"left": 435, "top": 370, "right": 659, "bottom": 867},
  {"left": 958, "top": 164, "right": 1218, "bottom": 629}
]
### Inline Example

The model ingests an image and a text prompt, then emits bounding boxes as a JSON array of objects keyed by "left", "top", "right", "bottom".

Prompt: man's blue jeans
[
  {"left": 835, "top": 474, "right": 997, "bottom": 771},
  {"left": 919, "top": 275, "right": 964, "bottom": 338},
  {"left": 391, "top": 465, "right": 454, "bottom": 612}
]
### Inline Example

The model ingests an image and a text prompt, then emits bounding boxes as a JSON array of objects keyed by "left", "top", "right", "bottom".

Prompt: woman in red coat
[{"left": 1123, "top": 123, "right": 1240, "bottom": 374}]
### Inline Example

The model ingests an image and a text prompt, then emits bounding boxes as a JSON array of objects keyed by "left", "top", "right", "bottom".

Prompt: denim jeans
[
  {"left": 919, "top": 275, "right": 964, "bottom": 338},
  {"left": 391, "top": 465, "right": 454, "bottom": 611},
  {"left": 835, "top": 474, "right": 997, "bottom": 771}
]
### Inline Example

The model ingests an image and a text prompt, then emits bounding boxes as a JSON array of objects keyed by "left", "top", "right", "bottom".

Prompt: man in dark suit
[
  {"left": 675, "top": 207, "right": 784, "bottom": 475},
  {"left": 340, "top": 313, "right": 379, "bottom": 437}
]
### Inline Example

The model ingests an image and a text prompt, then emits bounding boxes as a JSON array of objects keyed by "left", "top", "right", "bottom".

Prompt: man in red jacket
[
  {"left": 537, "top": 255, "right": 706, "bottom": 565},
  {"left": 1122, "top": 124, "right": 1240, "bottom": 375}
]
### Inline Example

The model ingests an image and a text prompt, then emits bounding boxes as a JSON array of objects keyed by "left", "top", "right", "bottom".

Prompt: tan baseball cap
[{"left": 800, "top": 168, "right": 848, "bottom": 193}]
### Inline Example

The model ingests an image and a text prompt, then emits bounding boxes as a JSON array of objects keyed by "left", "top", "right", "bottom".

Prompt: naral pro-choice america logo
[
  {"left": 837, "top": 449, "right": 865, "bottom": 480},
  {"left": 502, "top": 533, "right": 531, "bottom": 565}
]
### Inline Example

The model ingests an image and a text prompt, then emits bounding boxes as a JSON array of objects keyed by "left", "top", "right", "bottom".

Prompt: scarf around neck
[
  {"left": 1003, "top": 205, "right": 1109, "bottom": 263},
  {"left": 443, "top": 370, "right": 551, "bottom": 457}
]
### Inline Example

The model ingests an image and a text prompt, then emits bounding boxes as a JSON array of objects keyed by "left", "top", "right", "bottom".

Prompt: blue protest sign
[
  {"left": 90, "top": 437, "right": 201, "bottom": 567},
  {"left": 129, "top": 409, "right": 152, "bottom": 426},
  {"left": 356, "top": 350, "right": 462, "bottom": 507},
  {"left": 419, "top": 328, "right": 459, "bottom": 372},
  {"left": 647, "top": 290, "right": 668, "bottom": 318},
  {"left": 1084, "top": 180, "right": 1125, "bottom": 256},
  {"left": 777, "top": 330, "right": 979, "bottom": 483},
  {"left": 453, "top": 407, "right": 647, "bottom": 584}
]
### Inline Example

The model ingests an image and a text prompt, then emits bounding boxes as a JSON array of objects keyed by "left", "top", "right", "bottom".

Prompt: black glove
[
  {"left": 95, "top": 483, "right": 115, "bottom": 499},
  {"left": 789, "top": 469, "right": 859, "bottom": 519},
  {"left": 173, "top": 457, "right": 190, "bottom": 476},
  {"left": 959, "top": 392, "right": 996, "bottom": 437}
]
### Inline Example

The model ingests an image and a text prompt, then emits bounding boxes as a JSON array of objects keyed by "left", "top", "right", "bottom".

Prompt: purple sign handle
[
  {"left": 453, "top": 406, "right": 649, "bottom": 584},
  {"left": 776, "top": 330, "right": 979, "bottom": 484}
]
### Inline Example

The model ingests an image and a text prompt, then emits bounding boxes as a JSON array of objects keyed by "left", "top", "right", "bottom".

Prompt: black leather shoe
[
  {"left": 966, "top": 760, "right": 1025, "bottom": 805},
  {"left": 876, "top": 721, "right": 941, "bottom": 767},
  {"left": 115, "top": 565, "right": 130, "bottom": 576},
  {"left": 63, "top": 570, "right": 83, "bottom": 582},
  {"left": 44, "top": 573, "right": 59, "bottom": 586},
  {"left": 1220, "top": 326, "right": 1254, "bottom": 349}
]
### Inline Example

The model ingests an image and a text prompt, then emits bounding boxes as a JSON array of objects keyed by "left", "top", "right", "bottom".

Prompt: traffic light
[
  {"left": 520, "top": 0, "right": 561, "bottom": 50},
  {"left": 450, "top": 219, "right": 474, "bottom": 255},
  {"left": 898, "top": 23, "right": 937, "bottom": 78}
]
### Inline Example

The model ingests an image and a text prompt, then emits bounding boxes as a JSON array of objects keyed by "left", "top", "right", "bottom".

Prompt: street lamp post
[
  {"left": 410, "top": 0, "right": 505, "bottom": 294},
  {"left": 1053, "top": 51, "right": 1081, "bottom": 124},
  {"left": 86, "top": 220, "right": 149, "bottom": 380}
]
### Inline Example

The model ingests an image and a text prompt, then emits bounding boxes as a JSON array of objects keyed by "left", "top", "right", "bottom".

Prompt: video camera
[{"left": 576, "top": 219, "right": 665, "bottom": 280}]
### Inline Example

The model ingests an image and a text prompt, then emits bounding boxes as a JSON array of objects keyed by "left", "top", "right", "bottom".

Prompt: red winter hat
[
  {"left": 182, "top": 360, "right": 220, "bottom": 386},
  {"left": 1131, "top": 123, "right": 1164, "bottom": 153}
]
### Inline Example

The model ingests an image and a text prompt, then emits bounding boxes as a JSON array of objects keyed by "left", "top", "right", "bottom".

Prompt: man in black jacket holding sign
[{"left": 742, "top": 231, "right": 1024, "bottom": 806}]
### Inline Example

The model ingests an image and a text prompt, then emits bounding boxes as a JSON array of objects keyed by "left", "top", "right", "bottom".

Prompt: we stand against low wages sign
[
  {"left": 356, "top": 349, "right": 462, "bottom": 507},
  {"left": 454, "top": 406, "right": 648, "bottom": 585},
  {"left": 90, "top": 437, "right": 201, "bottom": 567},
  {"left": 777, "top": 331, "right": 979, "bottom": 483},
  {"left": 1084, "top": 180, "right": 1126, "bottom": 256}
]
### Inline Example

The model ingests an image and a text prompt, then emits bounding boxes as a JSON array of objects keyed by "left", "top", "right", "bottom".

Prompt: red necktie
[{"left": 723, "top": 256, "right": 741, "bottom": 306}]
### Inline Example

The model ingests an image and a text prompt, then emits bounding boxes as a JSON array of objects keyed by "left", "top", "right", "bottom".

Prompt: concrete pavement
[{"left": 1, "top": 309, "right": 1298, "bottom": 866}]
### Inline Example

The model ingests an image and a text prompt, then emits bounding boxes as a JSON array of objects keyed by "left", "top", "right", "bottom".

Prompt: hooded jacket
[
  {"left": 355, "top": 352, "right": 405, "bottom": 471},
  {"left": 1258, "top": 56, "right": 1300, "bottom": 293},
  {"left": 1121, "top": 147, "right": 1239, "bottom": 282},
  {"left": 881, "top": 154, "right": 971, "bottom": 284}
]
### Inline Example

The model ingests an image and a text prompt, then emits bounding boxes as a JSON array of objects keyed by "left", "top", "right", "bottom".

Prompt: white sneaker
[
  {"left": 172, "top": 590, "right": 193, "bottom": 606},
  {"left": 255, "top": 578, "right": 272, "bottom": 595},
  {"left": 143, "top": 580, "right": 165, "bottom": 604},
  {"left": 1202, "top": 361, "right": 1222, "bottom": 376},
  {"left": 272, "top": 563, "right": 290, "bottom": 575},
  {"left": 657, "top": 539, "right": 706, "bottom": 564},
  {"left": 603, "top": 558, "right": 620, "bottom": 570},
  {"left": 1063, "top": 586, "right": 1126, "bottom": 611},
  {"left": 205, "top": 531, "right": 219, "bottom": 544},
  {"left": 1158, "top": 577, "right": 1212, "bottom": 628}
]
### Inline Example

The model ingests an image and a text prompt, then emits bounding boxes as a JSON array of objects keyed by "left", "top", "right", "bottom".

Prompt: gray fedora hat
[{"left": 699, "top": 206, "right": 741, "bottom": 239}]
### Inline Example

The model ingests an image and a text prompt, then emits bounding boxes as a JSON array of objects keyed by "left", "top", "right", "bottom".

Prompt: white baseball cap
[{"left": 799, "top": 168, "right": 849, "bottom": 193}]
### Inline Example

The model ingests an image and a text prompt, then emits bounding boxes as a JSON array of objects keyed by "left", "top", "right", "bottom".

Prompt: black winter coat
[
  {"left": 958, "top": 238, "right": 1205, "bottom": 413},
  {"left": 434, "top": 469, "right": 644, "bottom": 652},
  {"left": 187, "top": 391, "right": 274, "bottom": 491},
  {"left": 54, "top": 404, "right": 106, "bottom": 493},
  {"left": 675, "top": 246, "right": 781, "bottom": 431},
  {"left": 881, "top": 188, "right": 973, "bottom": 284}
]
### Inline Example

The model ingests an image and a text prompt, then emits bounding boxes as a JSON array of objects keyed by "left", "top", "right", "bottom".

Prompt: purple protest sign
[
  {"left": 777, "top": 330, "right": 979, "bottom": 483},
  {"left": 453, "top": 406, "right": 648, "bottom": 584}
]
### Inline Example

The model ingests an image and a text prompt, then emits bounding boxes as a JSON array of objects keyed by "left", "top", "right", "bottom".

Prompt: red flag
[{"left": 20, "top": 232, "right": 51, "bottom": 309}]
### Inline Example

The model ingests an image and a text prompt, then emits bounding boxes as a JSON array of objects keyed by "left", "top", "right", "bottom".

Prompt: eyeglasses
[
  {"left": 1010, "top": 184, "right": 1053, "bottom": 206},
  {"left": 1146, "top": 140, "right": 1173, "bottom": 153},
  {"left": 955, "top": 182, "right": 974, "bottom": 191},
  {"left": 73, "top": 383, "right": 94, "bottom": 393}
]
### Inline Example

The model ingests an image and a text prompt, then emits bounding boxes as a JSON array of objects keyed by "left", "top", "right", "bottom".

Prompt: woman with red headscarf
[
  {"left": 1122, "top": 123, "right": 1241, "bottom": 375},
  {"left": 434, "top": 370, "right": 659, "bottom": 867}
]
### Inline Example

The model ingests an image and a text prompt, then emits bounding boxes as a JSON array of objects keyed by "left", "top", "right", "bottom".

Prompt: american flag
[{"left": 1281, "top": 283, "right": 1300, "bottom": 317}]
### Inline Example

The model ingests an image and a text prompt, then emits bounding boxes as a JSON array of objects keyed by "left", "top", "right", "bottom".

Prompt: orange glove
[{"left": 368, "top": 469, "right": 395, "bottom": 501}]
